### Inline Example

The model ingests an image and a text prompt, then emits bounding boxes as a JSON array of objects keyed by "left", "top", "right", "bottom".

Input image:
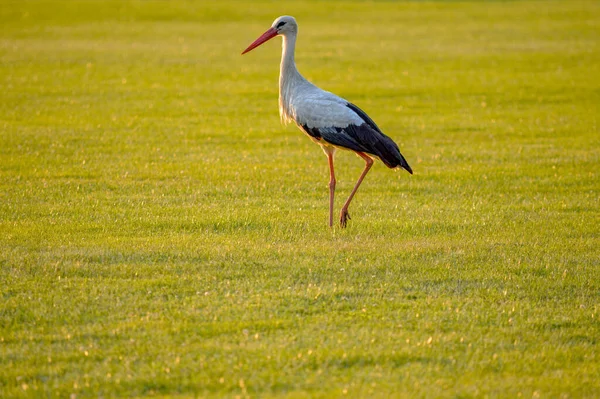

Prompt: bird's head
[{"left": 242, "top": 16, "right": 297, "bottom": 55}]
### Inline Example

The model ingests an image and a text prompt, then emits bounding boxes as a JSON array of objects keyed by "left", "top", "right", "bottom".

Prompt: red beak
[{"left": 242, "top": 27, "right": 278, "bottom": 55}]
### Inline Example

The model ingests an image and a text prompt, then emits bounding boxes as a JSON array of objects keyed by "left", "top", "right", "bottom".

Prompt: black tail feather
[
  {"left": 380, "top": 150, "right": 413, "bottom": 174},
  {"left": 397, "top": 154, "right": 413, "bottom": 174},
  {"left": 372, "top": 136, "right": 412, "bottom": 174}
]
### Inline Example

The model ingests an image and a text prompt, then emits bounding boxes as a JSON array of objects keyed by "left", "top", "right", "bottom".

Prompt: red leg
[
  {"left": 340, "top": 152, "right": 373, "bottom": 228},
  {"left": 327, "top": 152, "right": 336, "bottom": 227}
]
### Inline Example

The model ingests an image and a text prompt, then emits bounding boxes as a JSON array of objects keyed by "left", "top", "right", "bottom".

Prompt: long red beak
[{"left": 242, "top": 27, "right": 278, "bottom": 55}]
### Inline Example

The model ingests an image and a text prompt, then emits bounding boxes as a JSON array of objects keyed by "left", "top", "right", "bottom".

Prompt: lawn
[{"left": 1, "top": 0, "right": 599, "bottom": 397}]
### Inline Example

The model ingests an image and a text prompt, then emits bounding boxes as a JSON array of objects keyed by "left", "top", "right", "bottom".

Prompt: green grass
[{"left": 1, "top": 0, "right": 599, "bottom": 397}]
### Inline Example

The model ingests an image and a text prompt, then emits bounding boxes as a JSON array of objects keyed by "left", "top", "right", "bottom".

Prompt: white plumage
[{"left": 243, "top": 15, "right": 412, "bottom": 228}]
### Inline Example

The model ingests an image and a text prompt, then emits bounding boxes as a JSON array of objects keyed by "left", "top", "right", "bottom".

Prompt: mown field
[{"left": 1, "top": 0, "right": 599, "bottom": 397}]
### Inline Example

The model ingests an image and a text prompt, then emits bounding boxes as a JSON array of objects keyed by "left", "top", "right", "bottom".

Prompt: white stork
[{"left": 242, "top": 15, "right": 413, "bottom": 228}]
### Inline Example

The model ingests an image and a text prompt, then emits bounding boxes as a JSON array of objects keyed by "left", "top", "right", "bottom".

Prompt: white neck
[
  {"left": 279, "top": 32, "right": 304, "bottom": 124},
  {"left": 280, "top": 33, "right": 298, "bottom": 77}
]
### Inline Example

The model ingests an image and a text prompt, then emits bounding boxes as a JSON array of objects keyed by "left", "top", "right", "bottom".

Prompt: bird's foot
[{"left": 340, "top": 209, "right": 351, "bottom": 228}]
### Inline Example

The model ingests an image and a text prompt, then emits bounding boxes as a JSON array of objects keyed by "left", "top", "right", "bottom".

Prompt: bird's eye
[{"left": 276, "top": 21, "right": 286, "bottom": 29}]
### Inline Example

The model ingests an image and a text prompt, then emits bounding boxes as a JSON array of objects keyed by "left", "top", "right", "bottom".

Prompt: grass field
[{"left": 1, "top": 0, "right": 599, "bottom": 397}]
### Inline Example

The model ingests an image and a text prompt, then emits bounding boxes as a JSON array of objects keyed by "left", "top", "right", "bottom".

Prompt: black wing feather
[
  {"left": 345, "top": 103, "right": 413, "bottom": 173},
  {"left": 346, "top": 102, "right": 384, "bottom": 134},
  {"left": 301, "top": 124, "right": 370, "bottom": 154},
  {"left": 300, "top": 103, "right": 413, "bottom": 174}
]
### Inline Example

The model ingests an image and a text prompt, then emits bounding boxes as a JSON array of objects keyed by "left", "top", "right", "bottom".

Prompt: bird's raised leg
[
  {"left": 340, "top": 152, "right": 373, "bottom": 228},
  {"left": 327, "top": 152, "right": 336, "bottom": 228}
]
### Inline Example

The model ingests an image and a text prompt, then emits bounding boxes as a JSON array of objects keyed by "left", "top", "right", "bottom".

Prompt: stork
[{"left": 242, "top": 16, "right": 413, "bottom": 228}]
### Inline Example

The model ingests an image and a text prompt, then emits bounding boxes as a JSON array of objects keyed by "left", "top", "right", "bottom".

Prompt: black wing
[
  {"left": 337, "top": 103, "right": 413, "bottom": 173},
  {"left": 301, "top": 124, "right": 371, "bottom": 154},
  {"left": 300, "top": 102, "right": 413, "bottom": 174}
]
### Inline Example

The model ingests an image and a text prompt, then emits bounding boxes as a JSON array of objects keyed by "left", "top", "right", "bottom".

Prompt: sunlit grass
[{"left": 1, "top": 0, "right": 599, "bottom": 397}]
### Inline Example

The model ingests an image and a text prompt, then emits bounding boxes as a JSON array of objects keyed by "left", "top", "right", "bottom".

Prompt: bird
[{"left": 242, "top": 15, "right": 412, "bottom": 228}]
